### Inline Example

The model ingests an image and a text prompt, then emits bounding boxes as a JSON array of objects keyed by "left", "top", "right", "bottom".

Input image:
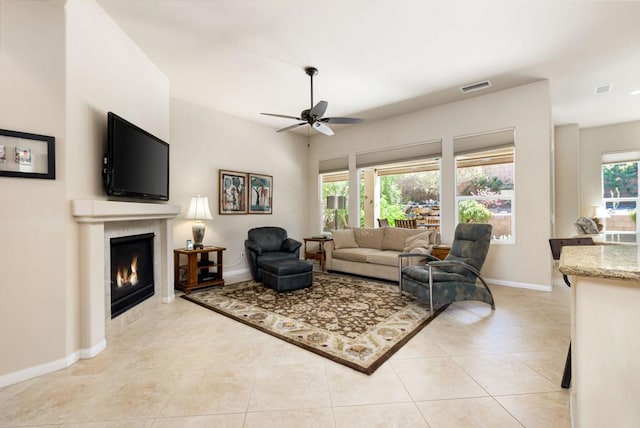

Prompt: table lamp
[
  {"left": 326, "top": 195, "right": 346, "bottom": 230},
  {"left": 186, "top": 195, "right": 213, "bottom": 249}
]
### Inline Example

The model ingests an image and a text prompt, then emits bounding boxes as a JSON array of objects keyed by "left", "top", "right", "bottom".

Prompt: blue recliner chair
[
  {"left": 399, "top": 223, "right": 495, "bottom": 313},
  {"left": 245, "top": 227, "right": 302, "bottom": 281}
]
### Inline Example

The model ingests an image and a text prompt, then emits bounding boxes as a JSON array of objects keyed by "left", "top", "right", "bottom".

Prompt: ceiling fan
[{"left": 261, "top": 67, "right": 364, "bottom": 136}]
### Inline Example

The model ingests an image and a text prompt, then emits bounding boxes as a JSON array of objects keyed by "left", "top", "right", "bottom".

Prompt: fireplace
[{"left": 110, "top": 232, "right": 155, "bottom": 318}]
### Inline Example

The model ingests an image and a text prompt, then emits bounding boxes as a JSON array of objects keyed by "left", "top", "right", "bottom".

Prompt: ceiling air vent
[
  {"left": 595, "top": 84, "right": 612, "bottom": 94},
  {"left": 460, "top": 80, "right": 492, "bottom": 94}
]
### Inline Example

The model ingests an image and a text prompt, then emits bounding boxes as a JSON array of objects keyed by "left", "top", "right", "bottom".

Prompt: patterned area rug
[{"left": 182, "top": 272, "right": 442, "bottom": 374}]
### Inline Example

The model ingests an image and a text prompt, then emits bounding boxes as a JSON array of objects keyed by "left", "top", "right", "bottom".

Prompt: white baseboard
[
  {"left": 486, "top": 277, "right": 552, "bottom": 292},
  {"left": 78, "top": 339, "right": 107, "bottom": 359},
  {"left": 0, "top": 340, "right": 106, "bottom": 388},
  {"left": 0, "top": 355, "right": 72, "bottom": 389},
  {"left": 1, "top": 358, "right": 65, "bottom": 389},
  {"left": 225, "top": 267, "right": 250, "bottom": 277}
]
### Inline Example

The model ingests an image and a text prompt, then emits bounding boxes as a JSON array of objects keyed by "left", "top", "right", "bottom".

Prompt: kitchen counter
[
  {"left": 558, "top": 243, "right": 640, "bottom": 428},
  {"left": 559, "top": 244, "right": 640, "bottom": 281}
]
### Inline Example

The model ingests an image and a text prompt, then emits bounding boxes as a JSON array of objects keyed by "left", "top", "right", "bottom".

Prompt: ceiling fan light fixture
[
  {"left": 312, "top": 121, "right": 334, "bottom": 136},
  {"left": 460, "top": 80, "right": 492, "bottom": 94}
]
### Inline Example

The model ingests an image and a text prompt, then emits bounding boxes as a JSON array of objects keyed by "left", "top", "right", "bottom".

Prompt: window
[
  {"left": 455, "top": 146, "right": 515, "bottom": 241},
  {"left": 366, "top": 159, "right": 441, "bottom": 229},
  {"left": 601, "top": 155, "right": 639, "bottom": 243},
  {"left": 319, "top": 157, "right": 349, "bottom": 232},
  {"left": 321, "top": 171, "right": 348, "bottom": 232},
  {"left": 355, "top": 141, "right": 442, "bottom": 228}
]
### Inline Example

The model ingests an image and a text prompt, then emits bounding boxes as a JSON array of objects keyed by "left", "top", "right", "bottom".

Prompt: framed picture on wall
[
  {"left": 219, "top": 170, "right": 248, "bottom": 214},
  {"left": 249, "top": 173, "right": 273, "bottom": 214},
  {"left": 0, "top": 129, "right": 55, "bottom": 179}
]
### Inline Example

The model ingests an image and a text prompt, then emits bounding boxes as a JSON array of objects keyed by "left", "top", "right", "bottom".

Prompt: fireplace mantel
[
  {"left": 72, "top": 199, "right": 181, "bottom": 358},
  {"left": 72, "top": 199, "right": 180, "bottom": 222}
]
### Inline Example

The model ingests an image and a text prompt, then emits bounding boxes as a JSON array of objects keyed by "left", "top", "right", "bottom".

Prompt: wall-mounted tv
[{"left": 104, "top": 112, "right": 169, "bottom": 201}]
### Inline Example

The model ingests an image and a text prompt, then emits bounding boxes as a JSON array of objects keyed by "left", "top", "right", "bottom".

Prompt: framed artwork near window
[
  {"left": 0, "top": 129, "right": 55, "bottom": 179},
  {"left": 219, "top": 170, "right": 248, "bottom": 214},
  {"left": 249, "top": 173, "right": 273, "bottom": 214}
]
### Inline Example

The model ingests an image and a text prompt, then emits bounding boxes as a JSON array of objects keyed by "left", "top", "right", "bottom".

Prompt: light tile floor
[{"left": 0, "top": 274, "right": 571, "bottom": 427}]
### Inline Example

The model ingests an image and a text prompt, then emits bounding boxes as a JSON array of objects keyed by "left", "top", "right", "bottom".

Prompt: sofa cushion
[
  {"left": 352, "top": 227, "right": 384, "bottom": 249},
  {"left": 332, "top": 248, "right": 380, "bottom": 263},
  {"left": 366, "top": 250, "right": 403, "bottom": 267},
  {"left": 332, "top": 229, "right": 358, "bottom": 249}
]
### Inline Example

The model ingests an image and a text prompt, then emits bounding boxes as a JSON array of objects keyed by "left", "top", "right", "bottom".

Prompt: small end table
[
  {"left": 432, "top": 244, "right": 451, "bottom": 260},
  {"left": 303, "top": 237, "right": 333, "bottom": 272},
  {"left": 174, "top": 246, "right": 225, "bottom": 293}
]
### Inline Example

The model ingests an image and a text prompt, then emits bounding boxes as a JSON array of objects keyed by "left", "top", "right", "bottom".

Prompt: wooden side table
[
  {"left": 432, "top": 244, "right": 451, "bottom": 260},
  {"left": 303, "top": 237, "right": 333, "bottom": 272},
  {"left": 174, "top": 246, "right": 225, "bottom": 293}
]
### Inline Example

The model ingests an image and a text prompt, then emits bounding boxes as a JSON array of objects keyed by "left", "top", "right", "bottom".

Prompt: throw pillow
[
  {"left": 403, "top": 231, "right": 433, "bottom": 252},
  {"left": 404, "top": 238, "right": 432, "bottom": 254},
  {"left": 408, "top": 246, "right": 431, "bottom": 255},
  {"left": 332, "top": 229, "right": 358, "bottom": 249}
]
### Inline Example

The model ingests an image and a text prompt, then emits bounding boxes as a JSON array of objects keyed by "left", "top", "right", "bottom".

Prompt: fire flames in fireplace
[
  {"left": 110, "top": 233, "right": 155, "bottom": 318},
  {"left": 115, "top": 255, "right": 139, "bottom": 287}
]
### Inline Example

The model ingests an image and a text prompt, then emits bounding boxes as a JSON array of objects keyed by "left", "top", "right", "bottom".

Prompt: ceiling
[{"left": 96, "top": 0, "right": 640, "bottom": 134}]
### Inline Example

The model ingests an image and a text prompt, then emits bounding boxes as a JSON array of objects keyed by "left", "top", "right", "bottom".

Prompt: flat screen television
[{"left": 104, "top": 112, "right": 170, "bottom": 201}]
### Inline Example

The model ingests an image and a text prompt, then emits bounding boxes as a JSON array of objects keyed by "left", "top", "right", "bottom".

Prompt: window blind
[
  {"left": 601, "top": 150, "right": 640, "bottom": 164},
  {"left": 453, "top": 129, "right": 514, "bottom": 156},
  {"left": 318, "top": 156, "right": 348, "bottom": 174},
  {"left": 355, "top": 140, "right": 441, "bottom": 169}
]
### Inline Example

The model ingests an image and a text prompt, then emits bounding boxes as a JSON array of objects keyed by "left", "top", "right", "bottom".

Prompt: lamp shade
[
  {"left": 186, "top": 196, "right": 213, "bottom": 220},
  {"left": 326, "top": 195, "right": 347, "bottom": 210}
]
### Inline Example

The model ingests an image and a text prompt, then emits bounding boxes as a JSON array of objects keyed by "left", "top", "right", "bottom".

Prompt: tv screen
[{"left": 104, "top": 112, "right": 169, "bottom": 201}]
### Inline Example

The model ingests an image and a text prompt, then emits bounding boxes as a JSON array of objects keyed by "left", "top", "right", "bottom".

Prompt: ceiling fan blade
[
  {"left": 321, "top": 117, "right": 365, "bottom": 124},
  {"left": 310, "top": 100, "right": 328, "bottom": 119},
  {"left": 276, "top": 122, "right": 306, "bottom": 133},
  {"left": 261, "top": 113, "right": 302, "bottom": 120},
  {"left": 263, "top": 68, "right": 363, "bottom": 136},
  {"left": 312, "top": 121, "right": 334, "bottom": 136}
]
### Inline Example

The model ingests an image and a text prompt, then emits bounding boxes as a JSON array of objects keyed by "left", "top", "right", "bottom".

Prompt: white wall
[
  {"left": 579, "top": 120, "right": 640, "bottom": 214},
  {"left": 0, "top": 0, "right": 67, "bottom": 380},
  {"left": 0, "top": 0, "right": 170, "bottom": 386},
  {"left": 308, "top": 81, "right": 553, "bottom": 289},
  {"left": 169, "top": 98, "right": 309, "bottom": 272},
  {"left": 554, "top": 124, "right": 581, "bottom": 237}
]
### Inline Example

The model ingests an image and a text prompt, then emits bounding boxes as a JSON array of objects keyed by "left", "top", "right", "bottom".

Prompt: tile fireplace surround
[{"left": 72, "top": 200, "right": 180, "bottom": 358}]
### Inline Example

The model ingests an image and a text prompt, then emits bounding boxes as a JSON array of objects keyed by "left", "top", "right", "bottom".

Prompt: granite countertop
[{"left": 559, "top": 244, "right": 640, "bottom": 282}]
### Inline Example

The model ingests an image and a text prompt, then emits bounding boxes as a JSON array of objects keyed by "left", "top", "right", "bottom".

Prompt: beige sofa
[{"left": 325, "top": 227, "right": 440, "bottom": 282}]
